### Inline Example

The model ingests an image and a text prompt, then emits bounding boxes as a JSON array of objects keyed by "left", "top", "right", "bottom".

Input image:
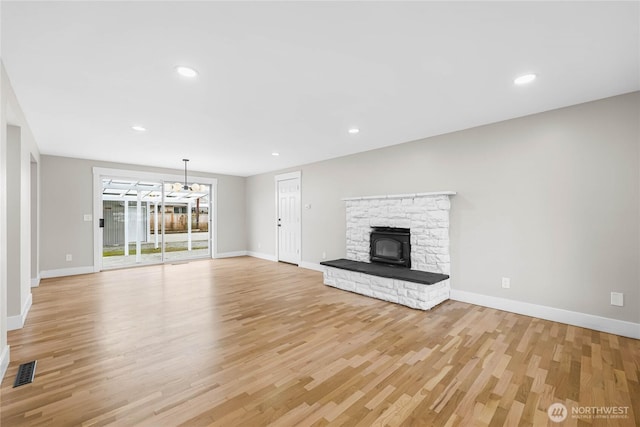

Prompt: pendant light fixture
[{"left": 166, "top": 159, "right": 202, "bottom": 192}]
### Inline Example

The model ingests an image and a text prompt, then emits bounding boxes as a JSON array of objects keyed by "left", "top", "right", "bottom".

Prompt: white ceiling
[{"left": 2, "top": 1, "right": 638, "bottom": 177}]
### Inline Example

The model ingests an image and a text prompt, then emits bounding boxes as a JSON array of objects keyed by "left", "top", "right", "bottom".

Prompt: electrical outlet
[
  {"left": 66, "top": 254, "right": 72, "bottom": 262},
  {"left": 258, "top": 242, "right": 261, "bottom": 249},
  {"left": 322, "top": 251, "right": 327, "bottom": 260},
  {"left": 501, "top": 277, "right": 510, "bottom": 289},
  {"left": 83, "top": 214, "right": 92, "bottom": 222},
  {"left": 611, "top": 292, "right": 624, "bottom": 307}
]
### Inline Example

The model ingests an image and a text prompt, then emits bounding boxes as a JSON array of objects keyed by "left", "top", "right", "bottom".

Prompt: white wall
[
  {"left": 6, "top": 125, "right": 35, "bottom": 327},
  {"left": 0, "top": 64, "right": 8, "bottom": 381},
  {"left": 6, "top": 125, "right": 21, "bottom": 317},
  {"left": 0, "top": 61, "right": 41, "bottom": 378},
  {"left": 40, "top": 155, "right": 247, "bottom": 274},
  {"left": 246, "top": 93, "right": 640, "bottom": 331}
]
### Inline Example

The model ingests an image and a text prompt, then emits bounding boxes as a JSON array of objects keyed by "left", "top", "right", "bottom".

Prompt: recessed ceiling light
[
  {"left": 271, "top": 152, "right": 280, "bottom": 156},
  {"left": 348, "top": 128, "right": 360, "bottom": 134},
  {"left": 131, "top": 125, "right": 146, "bottom": 132},
  {"left": 514, "top": 73, "right": 537, "bottom": 85},
  {"left": 176, "top": 66, "right": 198, "bottom": 78}
]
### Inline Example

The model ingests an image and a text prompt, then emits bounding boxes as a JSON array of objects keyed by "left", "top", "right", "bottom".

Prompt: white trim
[
  {"left": 247, "top": 256, "right": 324, "bottom": 272},
  {"left": 7, "top": 293, "right": 32, "bottom": 331},
  {"left": 298, "top": 261, "right": 325, "bottom": 272},
  {"left": 274, "top": 171, "right": 302, "bottom": 182},
  {"left": 450, "top": 289, "right": 640, "bottom": 340},
  {"left": 40, "top": 266, "right": 94, "bottom": 279},
  {"left": 274, "top": 171, "right": 302, "bottom": 265},
  {"left": 93, "top": 166, "right": 218, "bottom": 185},
  {"left": 93, "top": 167, "right": 217, "bottom": 271},
  {"left": 211, "top": 180, "right": 218, "bottom": 260},
  {"left": 215, "top": 251, "right": 248, "bottom": 259},
  {"left": 247, "top": 251, "right": 277, "bottom": 262},
  {"left": 0, "top": 345, "right": 10, "bottom": 382},
  {"left": 342, "top": 191, "right": 456, "bottom": 201},
  {"left": 92, "top": 169, "right": 102, "bottom": 272},
  {"left": 31, "top": 275, "right": 40, "bottom": 288}
]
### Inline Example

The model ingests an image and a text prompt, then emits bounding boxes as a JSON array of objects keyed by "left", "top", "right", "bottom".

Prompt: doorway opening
[{"left": 30, "top": 155, "right": 39, "bottom": 287}]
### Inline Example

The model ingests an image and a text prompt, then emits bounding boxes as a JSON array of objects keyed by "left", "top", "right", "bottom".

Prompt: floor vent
[{"left": 13, "top": 360, "right": 37, "bottom": 388}]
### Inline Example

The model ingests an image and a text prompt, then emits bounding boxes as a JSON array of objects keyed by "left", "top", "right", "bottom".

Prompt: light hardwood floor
[{"left": 1, "top": 257, "right": 638, "bottom": 426}]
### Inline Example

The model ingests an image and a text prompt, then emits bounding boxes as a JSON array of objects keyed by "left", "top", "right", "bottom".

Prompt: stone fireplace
[{"left": 322, "top": 191, "right": 455, "bottom": 310}]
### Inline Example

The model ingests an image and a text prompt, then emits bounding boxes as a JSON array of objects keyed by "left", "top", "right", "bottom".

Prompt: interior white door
[{"left": 277, "top": 177, "right": 300, "bottom": 264}]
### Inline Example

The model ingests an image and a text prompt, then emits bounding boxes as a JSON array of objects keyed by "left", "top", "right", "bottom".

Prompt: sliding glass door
[
  {"left": 100, "top": 177, "right": 211, "bottom": 269},
  {"left": 162, "top": 182, "right": 210, "bottom": 262}
]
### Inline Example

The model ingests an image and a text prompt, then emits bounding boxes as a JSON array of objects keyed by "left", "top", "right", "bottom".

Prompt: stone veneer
[
  {"left": 323, "top": 192, "right": 455, "bottom": 310},
  {"left": 345, "top": 192, "right": 454, "bottom": 275}
]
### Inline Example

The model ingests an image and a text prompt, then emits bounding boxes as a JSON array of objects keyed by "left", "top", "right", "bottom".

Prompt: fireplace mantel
[{"left": 342, "top": 191, "right": 456, "bottom": 201}]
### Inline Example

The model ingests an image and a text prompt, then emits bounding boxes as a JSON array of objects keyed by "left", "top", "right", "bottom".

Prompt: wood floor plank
[{"left": 1, "top": 257, "right": 638, "bottom": 426}]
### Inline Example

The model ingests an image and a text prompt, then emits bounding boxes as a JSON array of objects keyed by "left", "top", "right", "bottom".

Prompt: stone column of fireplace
[{"left": 344, "top": 192, "right": 455, "bottom": 274}]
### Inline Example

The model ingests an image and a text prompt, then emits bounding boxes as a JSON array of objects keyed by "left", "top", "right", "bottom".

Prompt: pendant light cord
[{"left": 183, "top": 158, "right": 189, "bottom": 190}]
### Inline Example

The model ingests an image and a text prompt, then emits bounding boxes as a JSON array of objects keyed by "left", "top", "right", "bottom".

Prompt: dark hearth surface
[{"left": 320, "top": 259, "right": 449, "bottom": 285}]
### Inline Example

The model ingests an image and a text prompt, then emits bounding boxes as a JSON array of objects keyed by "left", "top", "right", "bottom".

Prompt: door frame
[
  {"left": 92, "top": 167, "right": 218, "bottom": 272},
  {"left": 274, "top": 171, "right": 301, "bottom": 265}
]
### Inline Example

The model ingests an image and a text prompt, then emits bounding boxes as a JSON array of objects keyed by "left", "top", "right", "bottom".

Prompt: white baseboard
[
  {"left": 31, "top": 275, "right": 41, "bottom": 288},
  {"left": 7, "top": 293, "right": 33, "bottom": 331},
  {"left": 299, "top": 261, "right": 325, "bottom": 272},
  {"left": 40, "top": 266, "right": 95, "bottom": 279},
  {"left": 247, "top": 255, "right": 325, "bottom": 272},
  {"left": 247, "top": 251, "right": 277, "bottom": 262},
  {"left": 0, "top": 345, "right": 9, "bottom": 382},
  {"left": 450, "top": 289, "right": 640, "bottom": 340},
  {"left": 215, "top": 251, "right": 248, "bottom": 259}
]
